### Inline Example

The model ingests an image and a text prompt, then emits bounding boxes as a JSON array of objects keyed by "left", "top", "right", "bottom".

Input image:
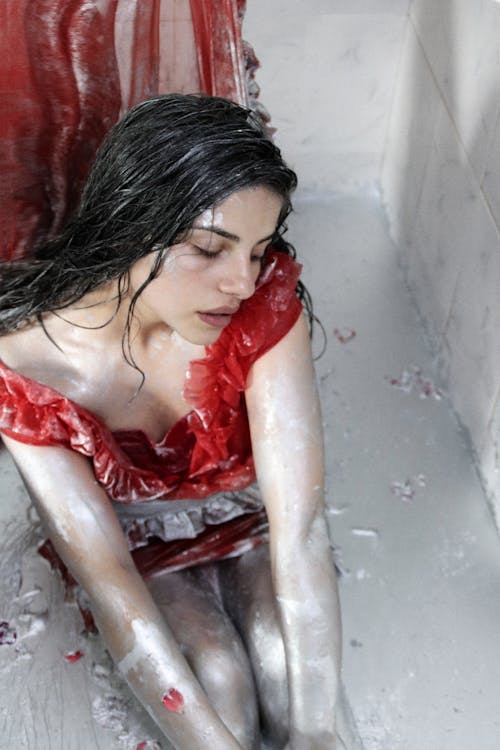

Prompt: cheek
[
  {"left": 167, "top": 249, "right": 212, "bottom": 273},
  {"left": 161, "top": 255, "right": 217, "bottom": 295}
]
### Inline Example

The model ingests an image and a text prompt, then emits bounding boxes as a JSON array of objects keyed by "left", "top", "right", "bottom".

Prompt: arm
[
  {"left": 1, "top": 435, "right": 244, "bottom": 750},
  {"left": 245, "top": 313, "right": 342, "bottom": 750}
]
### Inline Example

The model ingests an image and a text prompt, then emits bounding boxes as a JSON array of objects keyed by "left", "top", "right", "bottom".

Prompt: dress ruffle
[
  {"left": 0, "top": 250, "right": 303, "bottom": 505},
  {"left": 114, "top": 485, "right": 264, "bottom": 549}
]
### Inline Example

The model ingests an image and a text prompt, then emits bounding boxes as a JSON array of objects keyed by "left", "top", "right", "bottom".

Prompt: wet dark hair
[{"left": 0, "top": 93, "right": 316, "bottom": 366}]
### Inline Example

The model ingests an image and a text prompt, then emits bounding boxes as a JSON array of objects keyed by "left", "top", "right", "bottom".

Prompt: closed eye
[
  {"left": 194, "top": 245, "right": 269, "bottom": 262},
  {"left": 194, "top": 246, "right": 221, "bottom": 259}
]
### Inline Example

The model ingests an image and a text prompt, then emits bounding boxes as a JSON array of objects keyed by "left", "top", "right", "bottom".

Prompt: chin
[
  {"left": 182, "top": 328, "right": 223, "bottom": 347},
  {"left": 202, "top": 330, "right": 224, "bottom": 346}
]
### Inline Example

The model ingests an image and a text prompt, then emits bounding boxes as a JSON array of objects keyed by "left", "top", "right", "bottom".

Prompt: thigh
[
  {"left": 147, "top": 564, "right": 260, "bottom": 750},
  {"left": 218, "top": 545, "right": 289, "bottom": 746},
  {"left": 219, "top": 548, "right": 365, "bottom": 750},
  {"left": 148, "top": 564, "right": 231, "bottom": 647}
]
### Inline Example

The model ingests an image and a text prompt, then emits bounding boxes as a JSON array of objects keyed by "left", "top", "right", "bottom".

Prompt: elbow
[
  {"left": 300, "top": 508, "right": 332, "bottom": 553},
  {"left": 271, "top": 499, "right": 332, "bottom": 560}
]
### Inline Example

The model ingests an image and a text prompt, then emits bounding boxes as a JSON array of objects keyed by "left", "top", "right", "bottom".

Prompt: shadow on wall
[{"left": 383, "top": 0, "right": 500, "bottom": 516}]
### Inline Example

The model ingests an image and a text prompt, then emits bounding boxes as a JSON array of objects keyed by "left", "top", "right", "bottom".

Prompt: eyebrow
[{"left": 191, "top": 225, "right": 276, "bottom": 245}]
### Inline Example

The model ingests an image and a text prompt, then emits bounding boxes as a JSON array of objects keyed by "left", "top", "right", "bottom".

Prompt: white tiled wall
[
  {"left": 244, "top": 1, "right": 410, "bottom": 193},
  {"left": 381, "top": 0, "right": 500, "bottom": 522},
  {"left": 244, "top": 0, "right": 500, "bottom": 521}
]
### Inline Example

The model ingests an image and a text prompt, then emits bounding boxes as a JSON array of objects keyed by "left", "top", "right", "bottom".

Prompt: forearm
[
  {"left": 272, "top": 514, "right": 342, "bottom": 749},
  {"left": 245, "top": 316, "right": 343, "bottom": 746},
  {"left": 88, "top": 566, "right": 244, "bottom": 750},
  {"left": 1, "top": 439, "right": 244, "bottom": 749}
]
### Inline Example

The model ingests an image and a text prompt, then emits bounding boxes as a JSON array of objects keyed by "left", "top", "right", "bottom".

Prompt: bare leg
[
  {"left": 218, "top": 545, "right": 365, "bottom": 750},
  {"left": 218, "top": 545, "right": 289, "bottom": 748},
  {"left": 147, "top": 564, "right": 260, "bottom": 750}
]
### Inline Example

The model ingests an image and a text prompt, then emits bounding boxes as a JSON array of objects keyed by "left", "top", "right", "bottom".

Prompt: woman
[{"left": 0, "top": 94, "right": 346, "bottom": 749}]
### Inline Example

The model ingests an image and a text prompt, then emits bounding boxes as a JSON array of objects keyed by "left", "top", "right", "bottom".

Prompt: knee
[
  {"left": 244, "top": 594, "right": 286, "bottom": 685},
  {"left": 189, "top": 636, "right": 259, "bottom": 749},
  {"left": 192, "top": 633, "right": 254, "bottom": 697},
  {"left": 247, "top": 607, "right": 289, "bottom": 744}
]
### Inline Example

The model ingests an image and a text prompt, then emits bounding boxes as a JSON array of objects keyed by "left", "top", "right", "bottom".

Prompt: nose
[{"left": 218, "top": 253, "right": 257, "bottom": 300}]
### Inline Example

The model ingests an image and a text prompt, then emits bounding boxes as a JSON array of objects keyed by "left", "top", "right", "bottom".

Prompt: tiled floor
[
  {"left": 291, "top": 193, "right": 500, "bottom": 750},
  {"left": 1, "top": 193, "right": 500, "bottom": 749}
]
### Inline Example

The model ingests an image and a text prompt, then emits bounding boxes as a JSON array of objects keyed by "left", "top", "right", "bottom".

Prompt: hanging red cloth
[
  {"left": 189, "top": 0, "right": 247, "bottom": 104},
  {"left": 0, "top": 0, "right": 255, "bottom": 261},
  {"left": 0, "top": 0, "right": 161, "bottom": 261}
]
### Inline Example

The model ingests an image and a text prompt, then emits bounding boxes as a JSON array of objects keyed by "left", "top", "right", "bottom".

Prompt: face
[{"left": 129, "top": 186, "right": 284, "bottom": 346}]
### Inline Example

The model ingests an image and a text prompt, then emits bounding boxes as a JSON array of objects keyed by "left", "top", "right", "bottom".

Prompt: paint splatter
[
  {"left": 416, "top": 474, "right": 427, "bottom": 488},
  {"left": 0, "top": 621, "right": 17, "bottom": 645},
  {"left": 334, "top": 327, "right": 356, "bottom": 344},
  {"left": 162, "top": 688, "right": 184, "bottom": 713},
  {"left": 351, "top": 527, "right": 379, "bottom": 540},
  {"left": 355, "top": 569, "right": 370, "bottom": 581},
  {"left": 92, "top": 694, "right": 128, "bottom": 734},
  {"left": 386, "top": 367, "right": 442, "bottom": 400},
  {"left": 390, "top": 479, "right": 416, "bottom": 502},
  {"left": 64, "top": 650, "right": 83, "bottom": 663},
  {"left": 390, "top": 474, "right": 427, "bottom": 502},
  {"left": 327, "top": 504, "right": 350, "bottom": 516}
]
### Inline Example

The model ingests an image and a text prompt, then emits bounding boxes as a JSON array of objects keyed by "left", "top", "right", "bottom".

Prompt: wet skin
[{"left": 0, "top": 186, "right": 345, "bottom": 749}]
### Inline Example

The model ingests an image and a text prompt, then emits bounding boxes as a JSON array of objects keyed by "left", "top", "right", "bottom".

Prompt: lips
[
  {"left": 197, "top": 306, "right": 238, "bottom": 329},
  {"left": 201, "top": 306, "right": 239, "bottom": 315}
]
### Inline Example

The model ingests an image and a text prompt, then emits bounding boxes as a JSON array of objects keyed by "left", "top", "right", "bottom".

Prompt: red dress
[{"left": 0, "top": 251, "right": 302, "bottom": 576}]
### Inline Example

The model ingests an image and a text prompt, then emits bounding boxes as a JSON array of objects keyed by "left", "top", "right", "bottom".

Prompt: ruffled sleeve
[
  {"left": 0, "top": 363, "right": 171, "bottom": 502},
  {"left": 0, "top": 250, "right": 303, "bottom": 503},
  {"left": 182, "top": 250, "right": 303, "bottom": 487}
]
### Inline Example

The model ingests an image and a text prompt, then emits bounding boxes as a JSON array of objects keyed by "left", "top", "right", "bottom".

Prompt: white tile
[
  {"left": 442, "top": 202, "right": 500, "bottom": 461},
  {"left": 412, "top": 0, "right": 500, "bottom": 184},
  {"left": 482, "top": 118, "right": 500, "bottom": 231},
  {"left": 441, "top": 337, "right": 494, "bottom": 456},
  {"left": 410, "top": 0, "right": 454, "bottom": 85},
  {"left": 445, "top": 200, "right": 500, "bottom": 401},
  {"left": 408, "top": 103, "right": 476, "bottom": 337},
  {"left": 247, "top": 0, "right": 411, "bottom": 18},
  {"left": 297, "top": 15, "right": 407, "bottom": 153},
  {"left": 381, "top": 20, "right": 441, "bottom": 248},
  {"left": 442, "top": 1, "right": 500, "bottom": 184},
  {"left": 480, "top": 386, "right": 500, "bottom": 515},
  {"left": 404, "top": 235, "right": 444, "bottom": 353},
  {"left": 244, "top": 7, "right": 408, "bottom": 191},
  {"left": 286, "top": 152, "right": 382, "bottom": 195}
]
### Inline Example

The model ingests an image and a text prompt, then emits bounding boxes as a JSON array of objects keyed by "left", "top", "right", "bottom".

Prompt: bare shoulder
[
  {"left": 247, "top": 312, "right": 312, "bottom": 384},
  {"left": 0, "top": 324, "right": 53, "bottom": 375},
  {"left": 0, "top": 322, "right": 92, "bottom": 402}
]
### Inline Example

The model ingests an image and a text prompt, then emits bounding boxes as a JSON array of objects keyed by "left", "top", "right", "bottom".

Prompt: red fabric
[
  {"left": 125, "top": 0, "right": 161, "bottom": 111},
  {"left": 0, "top": 0, "right": 262, "bottom": 261},
  {"left": 189, "top": 0, "right": 247, "bottom": 104},
  {"left": 0, "top": 251, "right": 302, "bottom": 503},
  {"left": 0, "top": 0, "right": 161, "bottom": 261},
  {"left": 130, "top": 509, "right": 269, "bottom": 577},
  {"left": 39, "top": 507, "right": 268, "bottom": 618}
]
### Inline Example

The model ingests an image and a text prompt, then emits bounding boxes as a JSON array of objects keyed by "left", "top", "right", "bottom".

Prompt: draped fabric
[
  {"left": 189, "top": 0, "right": 247, "bottom": 104},
  {"left": 0, "top": 251, "right": 303, "bottom": 501},
  {"left": 0, "top": 0, "right": 255, "bottom": 261}
]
